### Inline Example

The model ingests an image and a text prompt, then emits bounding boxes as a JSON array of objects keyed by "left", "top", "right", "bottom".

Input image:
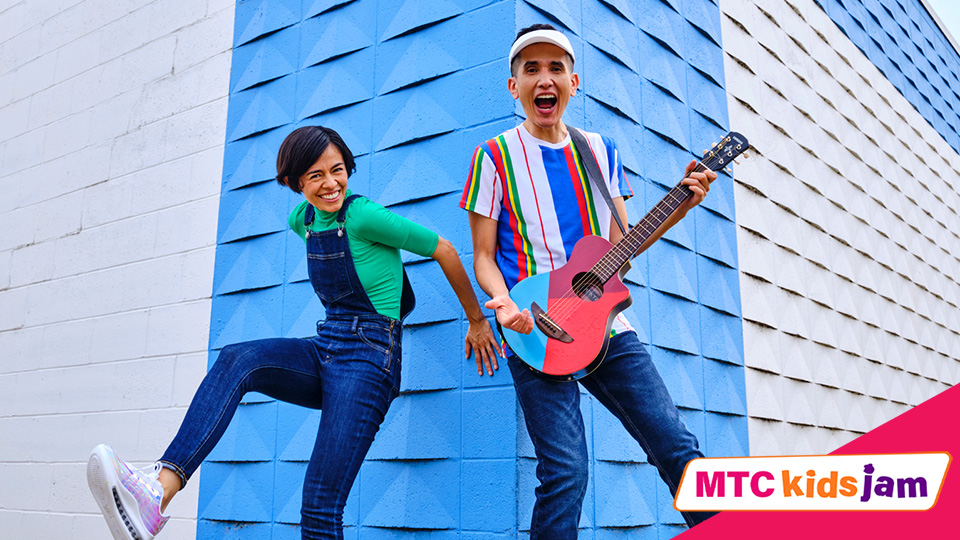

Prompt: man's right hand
[{"left": 485, "top": 294, "right": 534, "bottom": 335}]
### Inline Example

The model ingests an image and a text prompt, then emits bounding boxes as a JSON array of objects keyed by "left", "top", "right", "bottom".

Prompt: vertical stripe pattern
[{"left": 460, "top": 125, "right": 634, "bottom": 334}]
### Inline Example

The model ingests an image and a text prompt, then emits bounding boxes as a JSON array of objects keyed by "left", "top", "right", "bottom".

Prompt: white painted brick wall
[
  {"left": 721, "top": 0, "right": 960, "bottom": 456},
  {"left": 0, "top": 1, "right": 233, "bottom": 538}
]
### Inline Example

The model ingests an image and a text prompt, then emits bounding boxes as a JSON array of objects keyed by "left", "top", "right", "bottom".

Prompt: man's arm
[
  {"left": 608, "top": 160, "right": 716, "bottom": 254},
  {"left": 468, "top": 212, "right": 534, "bottom": 336}
]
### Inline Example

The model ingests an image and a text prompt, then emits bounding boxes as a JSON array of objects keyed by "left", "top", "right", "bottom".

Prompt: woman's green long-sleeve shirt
[{"left": 288, "top": 191, "right": 440, "bottom": 319}]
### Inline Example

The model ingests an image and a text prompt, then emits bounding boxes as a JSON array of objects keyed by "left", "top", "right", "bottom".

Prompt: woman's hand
[
  {"left": 465, "top": 317, "right": 502, "bottom": 376},
  {"left": 429, "top": 236, "right": 508, "bottom": 377}
]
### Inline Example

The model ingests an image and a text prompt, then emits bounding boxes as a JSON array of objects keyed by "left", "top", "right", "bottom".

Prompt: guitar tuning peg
[
  {"left": 743, "top": 152, "right": 750, "bottom": 159},
  {"left": 725, "top": 167, "right": 732, "bottom": 174},
  {"left": 711, "top": 142, "right": 717, "bottom": 147},
  {"left": 702, "top": 149, "right": 708, "bottom": 156}
]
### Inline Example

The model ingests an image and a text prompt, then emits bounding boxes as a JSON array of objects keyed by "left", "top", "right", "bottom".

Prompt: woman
[{"left": 86, "top": 126, "right": 501, "bottom": 540}]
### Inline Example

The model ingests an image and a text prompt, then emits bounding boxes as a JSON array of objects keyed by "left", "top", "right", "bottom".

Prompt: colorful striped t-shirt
[{"left": 460, "top": 124, "right": 635, "bottom": 334}]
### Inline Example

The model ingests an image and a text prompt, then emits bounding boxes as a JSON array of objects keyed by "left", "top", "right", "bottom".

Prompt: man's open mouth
[{"left": 534, "top": 94, "right": 557, "bottom": 111}]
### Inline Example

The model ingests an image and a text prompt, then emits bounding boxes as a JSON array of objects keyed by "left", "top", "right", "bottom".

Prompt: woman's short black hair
[{"left": 275, "top": 126, "right": 356, "bottom": 193}]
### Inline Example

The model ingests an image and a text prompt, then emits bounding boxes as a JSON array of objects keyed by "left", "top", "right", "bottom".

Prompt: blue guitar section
[
  {"left": 205, "top": 0, "right": 748, "bottom": 538},
  {"left": 503, "top": 273, "right": 550, "bottom": 372}
]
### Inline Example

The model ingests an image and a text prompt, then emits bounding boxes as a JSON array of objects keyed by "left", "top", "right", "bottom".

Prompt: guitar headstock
[{"left": 701, "top": 131, "right": 750, "bottom": 172}]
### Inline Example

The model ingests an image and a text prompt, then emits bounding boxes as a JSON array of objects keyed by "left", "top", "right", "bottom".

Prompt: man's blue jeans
[
  {"left": 159, "top": 317, "right": 402, "bottom": 539},
  {"left": 507, "top": 331, "right": 714, "bottom": 537}
]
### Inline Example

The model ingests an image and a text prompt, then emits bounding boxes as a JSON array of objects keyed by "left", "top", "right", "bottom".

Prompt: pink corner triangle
[{"left": 674, "top": 385, "right": 960, "bottom": 539}]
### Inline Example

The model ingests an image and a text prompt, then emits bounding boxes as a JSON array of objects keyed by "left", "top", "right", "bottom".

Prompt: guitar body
[{"left": 502, "top": 235, "right": 633, "bottom": 381}]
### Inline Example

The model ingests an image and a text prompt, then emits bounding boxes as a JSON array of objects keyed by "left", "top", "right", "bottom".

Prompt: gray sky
[{"left": 926, "top": 0, "right": 960, "bottom": 51}]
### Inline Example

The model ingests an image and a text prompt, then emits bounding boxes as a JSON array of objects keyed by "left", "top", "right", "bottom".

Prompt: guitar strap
[{"left": 568, "top": 127, "right": 627, "bottom": 236}]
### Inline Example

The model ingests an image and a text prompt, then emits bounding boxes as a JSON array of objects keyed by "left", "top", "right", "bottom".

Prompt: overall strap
[
  {"left": 304, "top": 192, "right": 383, "bottom": 319},
  {"left": 303, "top": 194, "right": 361, "bottom": 234},
  {"left": 398, "top": 267, "right": 417, "bottom": 321},
  {"left": 569, "top": 127, "right": 627, "bottom": 236},
  {"left": 304, "top": 203, "right": 315, "bottom": 227}
]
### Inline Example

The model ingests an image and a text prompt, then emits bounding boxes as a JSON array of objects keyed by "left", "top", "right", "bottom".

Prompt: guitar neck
[
  {"left": 589, "top": 131, "right": 749, "bottom": 282},
  {"left": 593, "top": 162, "right": 711, "bottom": 282}
]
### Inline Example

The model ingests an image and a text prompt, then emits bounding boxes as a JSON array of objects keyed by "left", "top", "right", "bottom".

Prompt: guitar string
[
  {"left": 546, "top": 146, "right": 739, "bottom": 322},
  {"left": 540, "top": 141, "right": 742, "bottom": 327},
  {"left": 544, "top": 167, "right": 705, "bottom": 323},
  {"left": 542, "top": 159, "right": 719, "bottom": 325},
  {"left": 544, "top": 185, "right": 691, "bottom": 324},
  {"left": 582, "top": 157, "right": 730, "bottom": 286},
  {"left": 543, "top": 163, "right": 713, "bottom": 327},
  {"left": 544, "top": 194, "right": 686, "bottom": 327}
]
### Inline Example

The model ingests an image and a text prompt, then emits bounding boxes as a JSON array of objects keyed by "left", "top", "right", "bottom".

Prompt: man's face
[{"left": 508, "top": 42, "right": 579, "bottom": 133}]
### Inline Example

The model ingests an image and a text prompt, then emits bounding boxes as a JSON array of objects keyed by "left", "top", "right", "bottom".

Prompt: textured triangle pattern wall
[
  {"left": 815, "top": 0, "right": 960, "bottom": 154},
  {"left": 205, "top": 0, "right": 745, "bottom": 538},
  {"left": 720, "top": 0, "right": 960, "bottom": 457}
]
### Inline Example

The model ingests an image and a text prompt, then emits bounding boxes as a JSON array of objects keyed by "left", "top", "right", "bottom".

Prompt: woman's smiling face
[{"left": 300, "top": 144, "right": 349, "bottom": 213}]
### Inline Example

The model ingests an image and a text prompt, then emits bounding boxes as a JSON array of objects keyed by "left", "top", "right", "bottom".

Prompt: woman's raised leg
[{"left": 158, "top": 337, "right": 328, "bottom": 489}]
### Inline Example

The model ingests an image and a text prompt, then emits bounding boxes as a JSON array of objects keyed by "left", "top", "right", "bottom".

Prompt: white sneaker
[{"left": 86, "top": 444, "right": 170, "bottom": 540}]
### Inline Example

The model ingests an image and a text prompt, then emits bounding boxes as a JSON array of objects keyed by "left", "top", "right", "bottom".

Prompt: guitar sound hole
[{"left": 572, "top": 272, "right": 603, "bottom": 301}]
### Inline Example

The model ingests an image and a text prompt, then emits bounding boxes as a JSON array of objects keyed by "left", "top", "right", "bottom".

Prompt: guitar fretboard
[
  {"left": 590, "top": 164, "right": 708, "bottom": 282},
  {"left": 564, "top": 130, "right": 747, "bottom": 299}
]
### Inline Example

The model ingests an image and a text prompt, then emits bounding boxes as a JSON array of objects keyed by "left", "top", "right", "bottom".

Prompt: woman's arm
[
  {"left": 347, "top": 198, "right": 503, "bottom": 374},
  {"left": 431, "top": 236, "right": 503, "bottom": 376}
]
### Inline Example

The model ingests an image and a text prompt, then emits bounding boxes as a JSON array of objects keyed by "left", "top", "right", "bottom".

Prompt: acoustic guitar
[{"left": 502, "top": 131, "right": 750, "bottom": 380}]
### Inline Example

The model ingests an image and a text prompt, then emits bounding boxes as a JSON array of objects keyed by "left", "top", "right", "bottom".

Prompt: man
[{"left": 460, "top": 24, "right": 717, "bottom": 537}]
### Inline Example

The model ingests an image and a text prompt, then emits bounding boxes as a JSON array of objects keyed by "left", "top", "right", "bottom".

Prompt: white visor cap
[{"left": 508, "top": 29, "right": 575, "bottom": 69}]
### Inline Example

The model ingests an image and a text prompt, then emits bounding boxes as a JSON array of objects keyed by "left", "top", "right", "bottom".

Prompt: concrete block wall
[
  {"left": 720, "top": 0, "right": 960, "bottom": 456},
  {"left": 6, "top": 0, "right": 956, "bottom": 537},
  {"left": 816, "top": 0, "right": 960, "bottom": 154},
  {"left": 206, "top": 0, "right": 744, "bottom": 538},
  {"left": 0, "top": 1, "right": 234, "bottom": 537}
]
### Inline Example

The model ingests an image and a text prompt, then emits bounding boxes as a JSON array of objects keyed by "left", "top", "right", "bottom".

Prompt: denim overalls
[
  {"left": 160, "top": 194, "right": 415, "bottom": 539},
  {"left": 305, "top": 193, "right": 415, "bottom": 364}
]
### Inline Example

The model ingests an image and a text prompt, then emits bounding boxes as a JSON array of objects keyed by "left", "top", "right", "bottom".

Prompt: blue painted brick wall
[
  {"left": 205, "top": 0, "right": 747, "bottom": 538},
  {"left": 815, "top": 0, "right": 960, "bottom": 153}
]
